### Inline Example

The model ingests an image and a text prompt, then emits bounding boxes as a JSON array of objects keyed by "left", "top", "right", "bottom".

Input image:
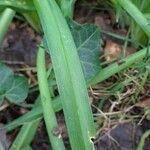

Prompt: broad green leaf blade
[
  {"left": 6, "top": 75, "right": 29, "bottom": 104},
  {"left": 0, "top": 63, "right": 29, "bottom": 104},
  {"left": 0, "top": 63, "right": 13, "bottom": 85},
  {"left": 0, "top": 75, "right": 13, "bottom": 103},
  {"left": 69, "top": 21, "right": 101, "bottom": 80},
  {"left": 33, "top": 0, "right": 96, "bottom": 149}
]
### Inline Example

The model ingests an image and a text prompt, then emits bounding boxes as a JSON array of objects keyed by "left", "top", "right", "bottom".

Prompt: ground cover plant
[{"left": 0, "top": 0, "right": 150, "bottom": 149}]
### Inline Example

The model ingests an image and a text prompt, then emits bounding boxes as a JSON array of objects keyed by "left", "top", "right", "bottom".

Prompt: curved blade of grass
[
  {"left": 137, "top": 130, "right": 150, "bottom": 150},
  {"left": 37, "top": 45, "right": 65, "bottom": 149},
  {"left": 0, "top": 144, "right": 4, "bottom": 150},
  {"left": 0, "top": 0, "right": 35, "bottom": 12},
  {"left": 5, "top": 96, "right": 62, "bottom": 132},
  {"left": 9, "top": 96, "right": 41, "bottom": 150},
  {"left": 33, "top": 0, "right": 95, "bottom": 149},
  {"left": 22, "top": 12, "right": 41, "bottom": 32},
  {"left": 117, "top": 0, "right": 150, "bottom": 38},
  {"left": 0, "top": 8, "right": 15, "bottom": 46},
  {"left": 101, "top": 29, "right": 144, "bottom": 48},
  {"left": 88, "top": 46, "right": 150, "bottom": 86},
  {"left": 56, "top": 0, "right": 76, "bottom": 18},
  {"left": 10, "top": 119, "right": 40, "bottom": 150}
]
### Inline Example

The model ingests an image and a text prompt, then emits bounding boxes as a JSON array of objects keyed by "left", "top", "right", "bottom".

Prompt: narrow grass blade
[
  {"left": 5, "top": 96, "right": 62, "bottom": 132},
  {"left": 137, "top": 130, "right": 150, "bottom": 150},
  {"left": 0, "top": 8, "right": 15, "bottom": 46},
  {"left": 0, "top": 0, "right": 35, "bottom": 12},
  {"left": 9, "top": 95, "right": 41, "bottom": 150},
  {"left": 0, "top": 144, "right": 4, "bottom": 150},
  {"left": 37, "top": 45, "right": 65, "bottom": 149},
  {"left": 101, "top": 30, "right": 144, "bottom": 47},
  {"left": 56, "top": 0, "right": 76, "bottom": 18},
  {"left": 117, "top": 0, "right": 150, "bottom": 38},
  {"left": 33, "top": 0, "right": 96, "bottom": 149},
  {"left": 89, "top": 46, "right": 150, "bottom": 85},
  {"left": 10, "top": 119, "right": 40, "bottom": 150},
  {"left": 22, "top": 12, "right": 41, "bottom": 32}
]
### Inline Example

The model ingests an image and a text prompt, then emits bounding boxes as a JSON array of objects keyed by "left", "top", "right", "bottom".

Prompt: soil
[{"left": 0, "top": 1, "right": 150, "bottom": 150}]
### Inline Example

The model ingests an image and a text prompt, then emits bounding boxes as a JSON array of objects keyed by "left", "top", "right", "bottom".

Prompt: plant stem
[
  {"left": 37, "top": 45, "right": 65, "bottom": 149},
  {"left": 0, "top": 8, "right": 15, "bottom": 46}
]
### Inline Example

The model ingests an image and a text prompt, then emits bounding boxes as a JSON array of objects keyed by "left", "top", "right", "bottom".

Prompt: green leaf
[
  {"left": 0, "top": 63, "right": 29, "bottom": 104},
  {"left": 0, "top": 63, "right": 13, "bottom": 86},
  {"left": 5, "top": 75, "right": 29, "bottom": 104},
  {"left": 44, "top": 20, "right": 101, "bottom": 81},
  {"left": 0, "top": 63, "right": 13, "bottom": 102},
  {"left": 69, "top": 21, "right": 101, "bottom": 81}
]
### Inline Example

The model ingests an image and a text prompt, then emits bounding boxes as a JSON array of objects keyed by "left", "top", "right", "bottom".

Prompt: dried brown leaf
[
  {"left": 104, "top": 40, "right": 121, "bottom": 61},
  {"left": 135, "top": 98, "right": 150, "bottom": 108}
]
